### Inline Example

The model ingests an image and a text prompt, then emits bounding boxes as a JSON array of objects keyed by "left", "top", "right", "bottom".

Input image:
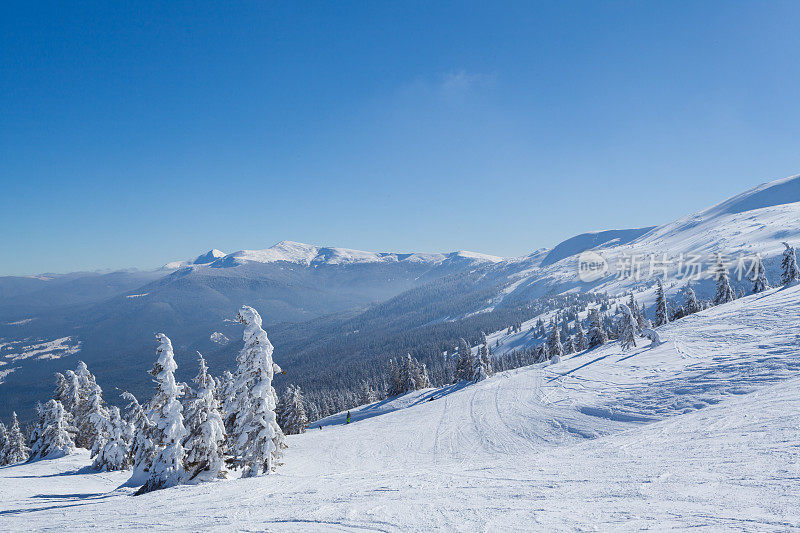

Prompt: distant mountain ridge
[{"left": 164, "top": 240, "right": 505, "bottom": 270}]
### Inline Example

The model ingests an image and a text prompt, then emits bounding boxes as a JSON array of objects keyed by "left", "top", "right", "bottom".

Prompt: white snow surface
[
  {"left": 165, "top": 240, "right": 505, "bottom": 270},
  {"left": 2, "top": 285, "right": 799, "bottom": 531}
]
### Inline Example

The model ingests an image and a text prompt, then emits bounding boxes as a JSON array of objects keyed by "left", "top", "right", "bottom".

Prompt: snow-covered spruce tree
[
  {"left": 479, "top": 344, "right": 493, "bottom": 378},
  {"left": 359, "top": 380, "right": 377, "bottom": 405},
  {"left": 72, "top": 361, "right": 100, "bottom": 449},
  {"left": 93, "top": 406, "right": 129, "bottom": 471},
  {"left": 712, "top": 257, "right": 736, "bottom": 305},
  {"left": 276, "top": 385, "right": 295, "bottom": 431},
  {"left": 470, "top": 344, "right": 491, "bottom": 383},
  {"left": 587, "top": 309, "right": 607, "bottom": 348},
  {"left": 575, "top": 321, "right": 588, "bottom": 352},
  {"left": 59, "top": 370, "right": 82, "bottom": 420},
  {"left": 781, "top": 242, "right": 800, "bottom": 285},
  {"left": 3, "top": 412, "right": 30, "bottom": 464},
  {"left": 122, "top": 391, "right": 156, "bottom": 484},
  {"left": 0, "top": 422, "right": 7, "bottom": 465},
  {"left": 281, "top": 385, "right": 308, "bottom": 435},
  {"left": 683, "top": 285, "right": 702, "bottom": 315},
  {"left": 85, "top": 384, "right": 112, "bottom": 458},
  {"left": 29, "top": 400, "right": 75, "bottom": 460},
  {"left": 751, "top": 255, "right": 770, "bottom": 293},
  {"left": 229, "top": 306, "right": 285, "bottom": 478},
  {"left": 547, "top": 322, "right": 563, "bottom": 361},
  {"left": 654, "top": 278, "right": 670, "bottom": 326},
  {"left": 564, "top": 336, "right": 575, "bottom": 355},
  {"left": 618, "top": 304, "right": 638, "bottom": 351},
  {"left": 455, "top": 338, "right": 473, "bottom": 382},
  {"left": 183, "top": 354, "right": 226, "bottom": 483},
  {"left": 136, "top": 333, "right": 186, "bottom": 494}
]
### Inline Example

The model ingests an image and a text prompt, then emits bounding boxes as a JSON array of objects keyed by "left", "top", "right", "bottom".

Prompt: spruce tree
[
  {"left": 712, "top": 257, "right": 736, "bottom": 305},
  {"left": 229, "top": 306, "right": 285, "bottom": 478},
  {"left": 3, "top": 412, "right": 30, "bottom": 464},
  {"left": 84, "top": 385, "right": 109, "bottom": 458},
  {"left": 183, "top": 354, "right": 226, "bottom": 482},
  {"left": 654, "top": 278, "right": 670, "bottom": 326},
  {"left": 455, "top": 338, "right": 473, "bottom": 382},
  {"left": 0, "top": 422, "right": 7, "bottom": 465},
  {"left": 282, "top": 386, "right": 309, "bottom": 435},
  {"left": 780, "top": 242, "right": 800, "bottom": 285},
  {"left": 123, "top": 391, "right": 156, "bottom": 484},
  {"left": 751, "top": 255, "right": 770, "bottom": 293},
  {"left": 683, "top": 285, "right": 701, "bottom": 314},
  {"left": 575, "top": 321, "right": 589, "bottom": 351},
  {"left": 547, "top": 322, "right": 564, "bottom": 360},
  {"left": 29, "top": 400, "right": 75, "bottom": 460},
  {"left": 73, "top": 361, "right": 98, "bottom": 449},
  {"left": 587, "top": 309, "right": 608, "bottom": 347},
  {"left": 618, "top": 304, "right": 638, "bottom": 350},
  {"left": 136, "top": 333, "right": 186, "bottom": 494},
  {"left": 93, "top": 407, "right": 129, "bottom": 471}
]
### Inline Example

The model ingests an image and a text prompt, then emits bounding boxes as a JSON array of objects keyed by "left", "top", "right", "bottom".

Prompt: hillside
[{"left": 2, "top": 284, "right": 798, "bottom": 531}]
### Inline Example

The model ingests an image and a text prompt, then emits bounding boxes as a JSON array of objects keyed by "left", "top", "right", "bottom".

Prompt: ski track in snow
[{"left": 1, "top": 285, "right": 800, "bottom": 531}]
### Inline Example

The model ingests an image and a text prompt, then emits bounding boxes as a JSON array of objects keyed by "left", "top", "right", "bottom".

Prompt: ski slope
[{"left": 2, "top": 285, "right": 799, "bottom": 531}]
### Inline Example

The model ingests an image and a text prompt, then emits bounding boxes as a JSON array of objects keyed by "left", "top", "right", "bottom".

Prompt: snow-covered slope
[
  {"left": 494, "top": 174, "right": 800, "bottom": 304},
  {"left": 2, "top": 284, "right": 798, "bottom": 531}
]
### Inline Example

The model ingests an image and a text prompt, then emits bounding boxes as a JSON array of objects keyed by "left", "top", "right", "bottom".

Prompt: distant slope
[{"left": 540, "top": 226, "right": 655, "bottom": 267}]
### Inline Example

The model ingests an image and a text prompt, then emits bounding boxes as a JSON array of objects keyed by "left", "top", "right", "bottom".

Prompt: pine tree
[
  {"left": 136, "top": 333, "right": 186, "bottom": 494},
  {"left": 587, "top": 309, "right": 608, "bottom": 348},
  {"left": 93, "top": 407, "right": 129, "bottom": 471},
  {"left": 122, "top": 391, "right": 156, "bottom": 484},
  {"left": 183, "top": 354, "right": 226, "bottom": 483},
  {"left": 3, "top": 412, "right": 30, "bottom": 464},
  {"left": 712, "top": 257, "right": 736, "bottom": 305},
  {"left": 780, "top": 242, "right": 800, "bottom": 285},
  {"left": 29, "top": 400, "right": 75, "bottom": 460},
  {"left": 618, "top": 304, "right": 638, "bottom": 350},
  {"left": 229, "top": 306, "right": 285, "bottom": 478},
  {"left": 654, "top": 278, "right": 670, "bottom": 326}
]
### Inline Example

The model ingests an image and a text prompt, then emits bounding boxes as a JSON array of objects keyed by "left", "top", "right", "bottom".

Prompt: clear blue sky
[{"left": 2, "top": 1, "right": 799, "bottom": 275}]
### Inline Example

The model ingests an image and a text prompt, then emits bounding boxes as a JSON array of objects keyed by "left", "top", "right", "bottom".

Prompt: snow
[
  {"left": 209, "top": 332, "right": 229, "bottom": 345},
  {"left": 164, "top": 240, "right": 505, "bottom": 269},
  {"left": 0, "top": 336, "right": 81, "bottom": 363},
  {"left": 1, "top": 285, "right": 799, "bottom": 530},
  {"left": 493, "top": 173, "right": 800, "bottom": 301},
  {"left": 4, "top": 318, "right": 36, "bottom": 326}
]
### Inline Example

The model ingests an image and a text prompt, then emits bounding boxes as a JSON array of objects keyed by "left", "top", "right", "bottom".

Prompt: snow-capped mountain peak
[{"left": 166, "top": 241, "right": 505, "bottom": 269}]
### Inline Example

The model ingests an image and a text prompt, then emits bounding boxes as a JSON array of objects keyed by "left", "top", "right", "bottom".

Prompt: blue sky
[{"left": 2, "top": 1, "right": 799, "bottom": 275}]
